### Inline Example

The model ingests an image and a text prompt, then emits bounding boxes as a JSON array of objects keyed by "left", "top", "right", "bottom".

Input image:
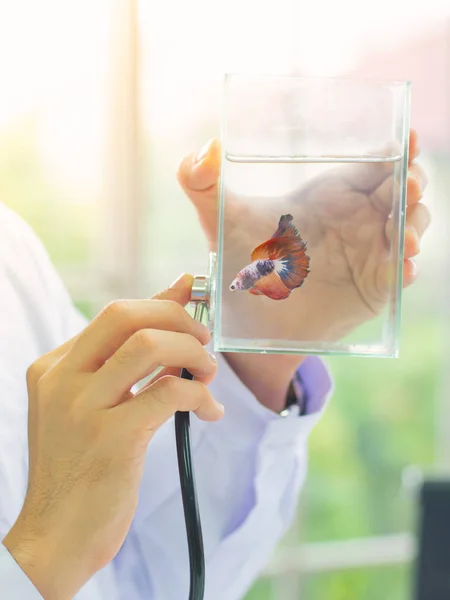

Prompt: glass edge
[
  {"left": 392, "top": 84, "right": 412, "bottom": 350},
  {"left": 213, "top": 80, "right": 228, "bottom": 352},
  {"left": 213, "top": 343, "right": 398, "bottom": 359}
]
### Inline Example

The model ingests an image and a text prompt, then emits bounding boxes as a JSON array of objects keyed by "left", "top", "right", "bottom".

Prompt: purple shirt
[{"left": 294, "top": 356, "right": 333, "bottom": 415}]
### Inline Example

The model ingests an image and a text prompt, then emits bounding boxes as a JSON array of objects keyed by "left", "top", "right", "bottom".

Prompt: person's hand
[
  {"left": 178, "top": 131, "right": 430, "bottom": 411},
  {"left": 2, "top": 274, "right": 222, "bottom": 600}
]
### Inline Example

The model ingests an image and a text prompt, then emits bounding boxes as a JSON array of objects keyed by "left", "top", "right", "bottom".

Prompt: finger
[
  {"left": 92, "top": 329, "right": 217, "bottom": 406},
  {"left": 119, "top": 376, "right": 224, "bottom": 436},
  {"left": 405, "top": 202, "right": 431, "bottom": 246},
  {"left": 403, "top": 226, "right": 420, "bottom": 259},
  {"left": 66, "top": 275, "right": 210, "bottom": 371},
  {"left": 151, "top": 273, "right": 194, "bottom": 304},
  {"left": 384, "top": 202, "right": 430, "bottom": 258},
  {"left": 136, "top": 366, "right": 180, "bottom": 392},
  {"left": 406, "top": 163, "right": 428, "bottom": 206},
  {"left": 384, "top": 216, "right": 417, "bottom": 258},
  {"left": 26, "top": 333, "right": 80, "bottom": 387},
  {"left": 369, "top": 174, "right": 397, "bottom": 214},
  {"left": 177, "top": 139, "right": 221, "bottom": 245},
  {"left": 403, "top": 258, "right": 418, "bottom": 288},
  {"left": 338, "top": 129, "right": 417, "bottom": 194},
  {"left": 177, "top": 138, "right": 221, "bottom": 199},
  {"left": 408, "top": 129, "right": 420, "bottom": 165},
  {"left": 367, "top": 159, "right": 427, "bottom": 215}
]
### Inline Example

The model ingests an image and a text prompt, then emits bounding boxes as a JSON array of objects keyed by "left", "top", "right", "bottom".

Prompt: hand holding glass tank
[{"left": 178, "top": 75, "right": 428, "bottom": 359}]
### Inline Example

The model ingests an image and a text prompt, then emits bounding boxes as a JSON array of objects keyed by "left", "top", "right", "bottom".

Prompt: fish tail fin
[
  {"left": 274, "top": 238, "right": 310, "bottom": 290},
  {"left": 271, "top": 214, "right": 300, "bottom": 239}
]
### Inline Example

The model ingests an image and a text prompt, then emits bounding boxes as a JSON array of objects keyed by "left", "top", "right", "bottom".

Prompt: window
[{"left": 0, "top": 0, "right": 113, "bottom": 313}]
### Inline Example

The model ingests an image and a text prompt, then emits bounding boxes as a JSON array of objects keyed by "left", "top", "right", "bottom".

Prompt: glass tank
[{"left": 211, "top": 74, "right": 411, "bottom": 357}]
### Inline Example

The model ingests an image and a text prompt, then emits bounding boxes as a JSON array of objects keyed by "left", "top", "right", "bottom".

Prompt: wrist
[
  {"left": 223, "top": 353, "right": 305, "bottom": 413},
  {"left": 284, "top": 374, "right": 307, "bottom": 415},
  {"left": 3, "top": 514, "right": 84, "bottom": 600}
]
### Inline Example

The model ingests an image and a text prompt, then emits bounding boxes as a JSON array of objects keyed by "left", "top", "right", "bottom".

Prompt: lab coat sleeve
[
  {"left": 113, "top": 353, "right": 332, "bottom": 600},
  {"left": 0, "top": 545, "right": 43, "bottom": 600}
]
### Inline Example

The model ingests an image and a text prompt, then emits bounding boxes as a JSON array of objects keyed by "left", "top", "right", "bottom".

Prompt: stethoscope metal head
[
  {"left": 190, "top": 253, "right": 216, "bottom": 328},
  {"left": 190, "top": 275, "right": 210, "bottom": 326}
]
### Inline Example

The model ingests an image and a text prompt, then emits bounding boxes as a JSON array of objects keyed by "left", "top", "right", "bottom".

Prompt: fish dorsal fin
[
  {"left": 271, "top": 214, "right": 300, "bottom": 239},
  {"left": 251, "top": 236, "right": 303, "bottom": 262},
  {"left": 251, "top": 238, "right": 279, "bottom": 261}
]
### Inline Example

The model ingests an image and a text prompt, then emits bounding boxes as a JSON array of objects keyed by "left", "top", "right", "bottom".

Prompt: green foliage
[
  {"left": 303, "top": 564, "right": 412, "bottom": 600},
  {"left": 244, "top": 580, "right": 273, "bottom": 600}
]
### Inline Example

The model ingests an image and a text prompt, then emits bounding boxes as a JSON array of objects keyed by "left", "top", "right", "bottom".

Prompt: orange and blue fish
[{"left": 229, "top": 214, "right": 310, "bottom": 301}]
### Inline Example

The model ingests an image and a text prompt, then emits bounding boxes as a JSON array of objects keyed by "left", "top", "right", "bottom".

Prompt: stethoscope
[{"left": 175, "top": 275, "right": 210, "bottom": 600}]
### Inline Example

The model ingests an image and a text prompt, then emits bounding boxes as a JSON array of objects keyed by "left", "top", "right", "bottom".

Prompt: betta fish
[{"left": 229, "top": 214, "right": 310, "bottom": 301}]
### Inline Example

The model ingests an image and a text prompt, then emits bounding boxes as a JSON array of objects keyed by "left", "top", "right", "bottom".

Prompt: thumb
[
  {"left": 152, "top": 273, "right": 194, "bottom": 306},
  {"left": 177, "top": 139, "right": 221, "bottom": 247},
  {"left": 177, "top": 138, "right": 221, "bottom": 201}
]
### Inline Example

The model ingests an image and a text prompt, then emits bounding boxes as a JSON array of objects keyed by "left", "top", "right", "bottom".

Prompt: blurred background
[{"left": 0, "top": 1, "right": 449, "bottom": 598}]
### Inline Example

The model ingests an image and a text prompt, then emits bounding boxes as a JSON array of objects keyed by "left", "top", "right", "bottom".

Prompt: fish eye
[{"left": 230, "top": 284, "right": 235, "bottom": 290}]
